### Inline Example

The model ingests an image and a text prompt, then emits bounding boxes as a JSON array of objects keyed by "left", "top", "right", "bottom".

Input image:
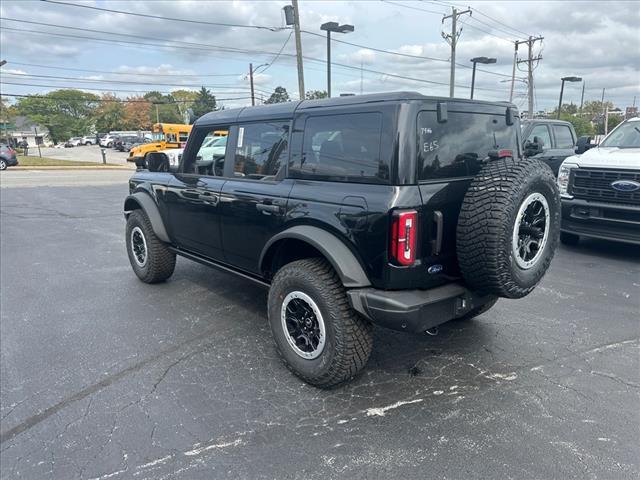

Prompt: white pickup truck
[{"left": 557, "top": 117, "right": 640, "bottom": 245}]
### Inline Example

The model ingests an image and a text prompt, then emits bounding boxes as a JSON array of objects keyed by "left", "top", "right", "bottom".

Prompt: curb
[{"left": 10, "top": 165, "right": 135, "bottom": 171}]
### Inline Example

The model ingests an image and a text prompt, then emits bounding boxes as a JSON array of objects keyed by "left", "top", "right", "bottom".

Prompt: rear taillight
[{"left": 390, "top": 210, "right": 418, "bottom": 266}]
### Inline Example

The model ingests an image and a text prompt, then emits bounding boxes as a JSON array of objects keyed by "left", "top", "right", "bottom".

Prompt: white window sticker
[
  {"left": 423, "top": 140, "right": 439, "bottom": 152},
  {"left": 238, "top": 127, "right": 244, "bottom": 148},
  {"left": 421, "top": 127, "right": 433, "bottom": 135}
]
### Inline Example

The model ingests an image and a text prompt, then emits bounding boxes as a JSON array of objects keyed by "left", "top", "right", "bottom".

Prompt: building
[{"left": 1, "top": 116, "right": 51, "bottom": 147}]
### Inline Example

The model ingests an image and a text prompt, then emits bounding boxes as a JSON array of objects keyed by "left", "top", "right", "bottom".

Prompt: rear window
[
  {"left": 417, "top": 111, "right": 518, "bottom": 180},
  {"left": 290, "top": 112, "right": 388, "bottom": 184}
]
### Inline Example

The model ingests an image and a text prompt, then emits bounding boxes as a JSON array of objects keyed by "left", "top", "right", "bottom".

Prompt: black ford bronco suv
[{"left": 124, "top": 92, "right": 560, "bottom": 387}]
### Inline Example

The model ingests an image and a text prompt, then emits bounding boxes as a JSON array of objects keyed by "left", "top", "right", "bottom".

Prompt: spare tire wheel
[{"left": 456, "top": 158, "right": 560, "bottom": 299}]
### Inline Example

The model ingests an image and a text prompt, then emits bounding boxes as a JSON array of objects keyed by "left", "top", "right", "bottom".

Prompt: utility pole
[
  {"left": 509, "top": 42, "right": 518, "bottom": 102},
  {"left": 601, "top": 87, "right": 606, "bottom": 117},
  {"left": 291, "top": 0, "right": 305, "bottom": 99},
  {"left": 249, "top": 63, "right": 255, "bottom": 106},
  {"left": 516, "top": 36, "right": 543, "bottom": 118},
  {"left": 442, "top": 7, "right": 471, "bottom": 98},
  {"left": 580, "top": 81, "right": 585, "bottom": 112},
  {"left": 155, "top": 104, "right": 159, "bottom": 123}
]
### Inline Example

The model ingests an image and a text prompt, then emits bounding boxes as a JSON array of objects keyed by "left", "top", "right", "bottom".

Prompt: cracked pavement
[{"left": 0, "top": 173, "right": 638, "bottom": 479}]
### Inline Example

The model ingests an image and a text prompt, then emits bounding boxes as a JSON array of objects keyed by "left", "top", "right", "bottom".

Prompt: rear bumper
[
  {"left": 347, "top": 283, "right": 494, "bottom": 333},
  {"left": 561, "top": 197, "right": 640, "bottom": 245}
]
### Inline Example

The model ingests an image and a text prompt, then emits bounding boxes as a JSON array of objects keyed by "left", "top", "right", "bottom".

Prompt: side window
[
  {"left": 166, "top": 133, "right": 177, "bottom": 143},
  {"left": 233, "top": 122, "right": 288, "bottom": 179},
  {"left": 178, "top": 132, "right": 189, "bottom": 144},
  {"left": 291, "top": 112, "right": 387, "bottom": 183},
  {"left": 553, "top": 124, "right": 575, "bottom": 149},
  {"left": 526, "top": 124, "right": 552, "bottom": 150},
  {"left": 184, "top": 128, "right": 229, "bottom": 175}
]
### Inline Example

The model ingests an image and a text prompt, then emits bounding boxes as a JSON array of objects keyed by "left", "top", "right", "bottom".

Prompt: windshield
[
  {"left": 599, "top": 121, "right": 640, "bottom": 148},
  {"left": 152, "top": 132, "right": 164, "bottom": 141}
]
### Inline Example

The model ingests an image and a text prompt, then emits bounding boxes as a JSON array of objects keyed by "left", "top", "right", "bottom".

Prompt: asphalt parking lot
[
  {"left": 1, "top": 170, "right": 638, "bottom": 479},
  {"left": 35, "top": 145, "right": 131, "bottom": 164}
]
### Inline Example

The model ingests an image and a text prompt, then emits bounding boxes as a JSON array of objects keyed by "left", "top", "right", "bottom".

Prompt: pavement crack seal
[
  {"left": 0, "top": 323, "right": 230, "bottom": 446},
  {"left": 365, "top": 399, "right": 424, "bottom": 417}
]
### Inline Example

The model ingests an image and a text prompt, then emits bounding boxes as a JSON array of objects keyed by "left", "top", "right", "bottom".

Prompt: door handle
[{"left": 256, "top": 203, "right": 281, "bottom": 214}]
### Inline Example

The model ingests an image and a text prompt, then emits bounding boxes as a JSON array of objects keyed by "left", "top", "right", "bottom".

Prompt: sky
[{"left": 1, "top": 0, "right": 639, "bottom": 113}]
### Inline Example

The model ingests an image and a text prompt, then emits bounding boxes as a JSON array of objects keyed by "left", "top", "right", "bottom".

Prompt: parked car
[
  {"left": 115, "top": 136, "right": 147, "bottom": 152},
  {"left": 99, "top": 134, "right": 118, "bottom": 148},
  {"left": 64, "top": 137, "right": 83, "bottom": 147},
  {"left": 123, "top": 92, "right": 560, "bottom": 387},
  {"left": 81, "top": 135, "right": 96, "bottom": 145},
  {"left": 557, "top": 117, "right": 640, "bottom": 245},
  {"left": 0, "top": 143, "right": 19, "bottom": 170},
  {"left": 521, "top": 119, "right": 577, "bottom": 176}
]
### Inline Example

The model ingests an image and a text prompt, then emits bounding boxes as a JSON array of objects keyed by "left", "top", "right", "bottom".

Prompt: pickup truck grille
[{"left": 570, "top": 169, "right": 640, "bottom": 206}]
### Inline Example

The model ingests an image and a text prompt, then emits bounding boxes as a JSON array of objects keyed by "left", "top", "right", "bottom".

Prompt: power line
[
  {"left": 257, "top": 30, "right": 294, "bottom": 74},
  {"left": 0, "top": 92, "right": 253, "bottom": 103},
  {"left": 380, "top": 0, "right": 446, "bottom": 16},
  {"left": 40, "top": 0, "right": 285, "bottom": 31},
  {"left": 0, "top": 81, "right": 256, "bottom": 97},
  {"left": 5, "top": 61, "right": 243, "bottom": 78},
  {"left": 2, "top": 72, "right": 271, "bottom": 93}
]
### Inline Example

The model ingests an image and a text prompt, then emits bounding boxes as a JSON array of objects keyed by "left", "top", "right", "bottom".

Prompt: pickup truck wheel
[
  {"left": 126, "top": 210, "right": 176, "bottom": 283},
  {"left": 560, "top": 232, "right": 580, "bottom": 245},
  {"left": 457, "top": 158, "right": 560, "bottom": 299},
  {"left": 268, "top": 258, "right": 373, "bottom": 388}
]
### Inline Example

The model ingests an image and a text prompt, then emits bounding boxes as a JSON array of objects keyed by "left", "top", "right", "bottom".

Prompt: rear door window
[
  {"left": 418, "top": 111, "right": 518, "bottom": 180},
  {"left": 290, "top": 112, "right": 388, "bottom": 183},
  {"left": 552, "top": 124, "right": 575, "bottom": 148}
]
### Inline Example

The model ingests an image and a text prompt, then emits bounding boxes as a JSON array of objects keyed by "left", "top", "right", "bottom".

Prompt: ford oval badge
[
  {"left": 428, "top": 264, "right": 443, "bottom": 274},
  {"left": 611, "top": 180, "right": 640, "bottom": 192}
]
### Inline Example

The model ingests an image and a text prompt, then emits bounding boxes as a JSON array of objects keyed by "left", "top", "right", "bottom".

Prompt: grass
[{"left": 17, "top": 155, "right": 118, "bottom": 167}]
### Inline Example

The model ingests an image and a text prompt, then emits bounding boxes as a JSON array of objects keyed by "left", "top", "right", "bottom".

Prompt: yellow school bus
[{"left": 127, "top": 123, "right": 193, "bottom": 163}]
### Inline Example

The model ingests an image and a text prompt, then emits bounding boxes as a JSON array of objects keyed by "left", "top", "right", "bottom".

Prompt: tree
[
  {"left": 581, "top": 100, "right": 614, "bottom": 119},
  {"left": 305, "top": 90, "right": 328, "bottom": 100},
  {"left": 93, "top": 93, "right": 126, "bottom": 133},
  {"left": 191, "top": 87, "right": 217, "bottom": 120},
  {"left": 558, "top": 113, "right": 595, "bottom": 137},
  {"left": 143, "top": 91, "right": 182, "bottom": 124},
  {"left": 607, "top": 114, "right": 623, "bottom": 132},
  {"left": 122, "top": 96, "right": 152, "bottom": 130},
  {"left": 16, "top": 89, "right": 99, "bottom": 143},
  {"left": 265, "top": 86, "right": 290, "bottom": 104},
  {"left": 172, "top": 89, "right": 198, "bottom": 123}
]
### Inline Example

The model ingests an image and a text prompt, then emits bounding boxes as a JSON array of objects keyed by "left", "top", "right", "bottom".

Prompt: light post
[
  {"left": 469, "top": 56, "right": 496, "bottom": 100},
  {"left": 557, "top": 76, "right": 582, "bottom": 119},
  {"left": 320, "top": 22, "right": 354, "bottom": 98}
]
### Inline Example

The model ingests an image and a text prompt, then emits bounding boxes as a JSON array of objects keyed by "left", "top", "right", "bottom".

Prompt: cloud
[{"left": 0, "top": 0, "right": 637, "bottom": 110}]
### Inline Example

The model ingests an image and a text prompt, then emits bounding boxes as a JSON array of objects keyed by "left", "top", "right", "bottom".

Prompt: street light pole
[
  {"left": 321, "top": 22, "right": 354, "bottom": 98},
  {"left": 557, "top": 76, "right": 582, "bottom": 119},
  {"left": 469, "top": 57, "right": 497, "bottom": 100}
]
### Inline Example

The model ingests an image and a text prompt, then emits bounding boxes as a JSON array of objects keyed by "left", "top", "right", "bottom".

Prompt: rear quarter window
[{"left": 417, "top": 111, "right": 518, "bottom": 180}]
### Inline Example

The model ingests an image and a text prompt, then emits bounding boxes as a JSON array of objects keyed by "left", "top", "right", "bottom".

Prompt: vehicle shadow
[{"left": 560, "top": 237, "right": 640, "bottom": 261}]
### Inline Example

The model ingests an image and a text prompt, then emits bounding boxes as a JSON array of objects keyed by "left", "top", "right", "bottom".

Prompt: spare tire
[{"left": 456, "top": 158, "right": 559, "bottom": 299}]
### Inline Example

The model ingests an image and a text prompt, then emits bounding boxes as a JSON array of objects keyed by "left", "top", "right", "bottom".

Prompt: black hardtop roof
[{"left": 195, "top": 91, "right": 515, "bottom": 126}]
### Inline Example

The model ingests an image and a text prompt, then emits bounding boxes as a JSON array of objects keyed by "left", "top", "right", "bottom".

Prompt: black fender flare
[
  {"left": 123, "top": 191, "right": 170, "bottom": 243},
  {"left": 260, "top": 225, "right": 371, "bottom": 288}
]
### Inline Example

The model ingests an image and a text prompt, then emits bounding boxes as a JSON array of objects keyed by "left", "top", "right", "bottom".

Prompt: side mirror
[
  {"left": 575, "top": 135, "right": 595, "bottom": 154},
  {"left": 524, "top": 136, "right": 543, "bottom": 157}
]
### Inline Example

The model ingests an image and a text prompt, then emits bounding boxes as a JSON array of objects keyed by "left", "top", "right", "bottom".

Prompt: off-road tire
[
  {"left": 457, "top": 158, "right": 560, "bottom": 299},
  {"left": 268, "top": 258, "right": 373, "bottom": 388},
  {"left": 560, "top": 232, "right": 580, "bottom": 246},
  {"left": 126, "top": 210, "right": 176, "bottom": 283},
  {"left": 456, "top": 297, "right": 498, "bottom": 321}
]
